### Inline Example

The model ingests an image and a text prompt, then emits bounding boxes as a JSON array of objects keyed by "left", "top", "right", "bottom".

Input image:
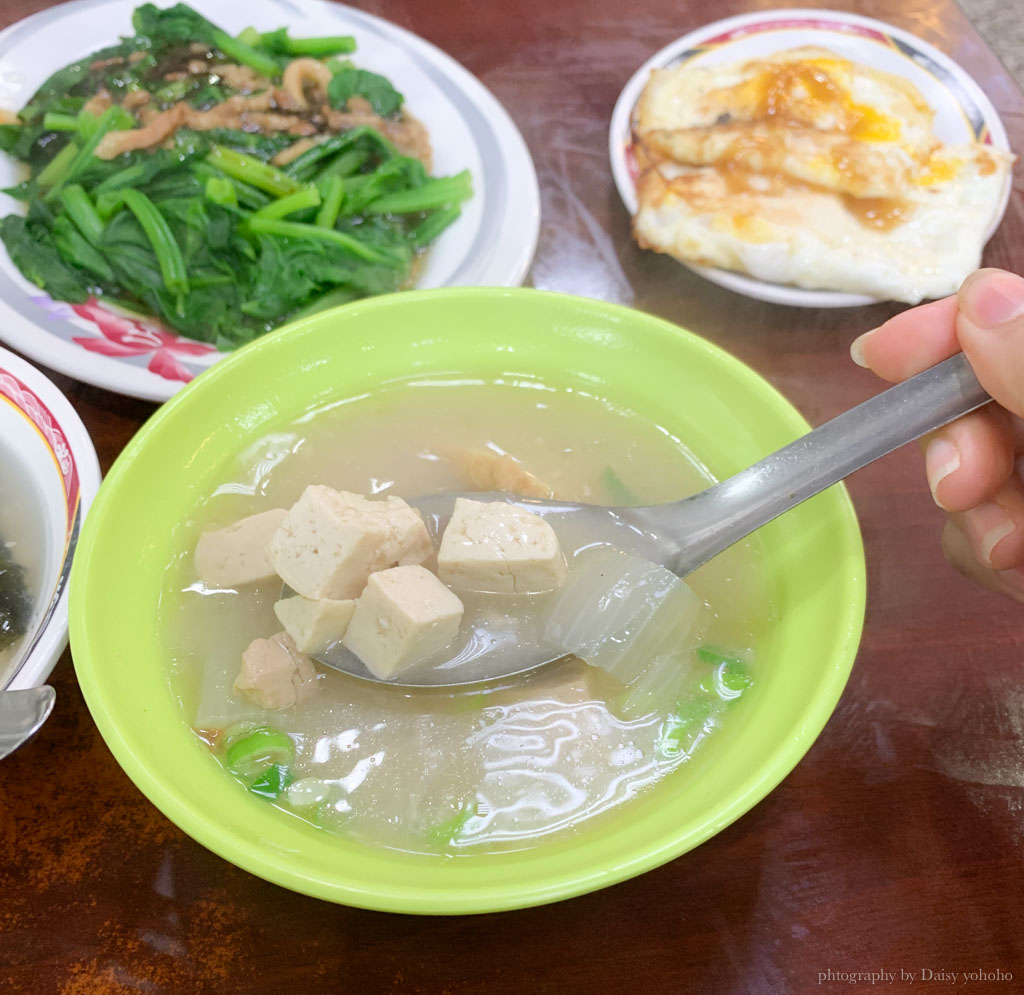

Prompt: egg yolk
[{"left": 728, "top": 59, "right": 904, "bottom": 143}]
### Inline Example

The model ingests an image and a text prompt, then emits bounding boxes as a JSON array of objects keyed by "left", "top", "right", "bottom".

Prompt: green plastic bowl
[{"left": 69, "top": 288, "right": 865, "bottom": 914}]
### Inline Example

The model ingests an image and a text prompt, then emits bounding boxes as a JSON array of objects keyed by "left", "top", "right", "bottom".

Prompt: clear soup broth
[
  {"left": 161, "top": 378, "right": 777, "bottom": 854},
  {"left": 0, "top": 438, "right": 48, "bottom": 685}
]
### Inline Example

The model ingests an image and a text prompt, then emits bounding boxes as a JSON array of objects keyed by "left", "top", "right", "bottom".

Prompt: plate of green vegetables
[{"left": 0, "top": 0, "right": 539, "bottom": 400}]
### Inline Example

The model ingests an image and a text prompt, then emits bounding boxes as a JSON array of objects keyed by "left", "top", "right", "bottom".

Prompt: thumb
[{"left": 956, "top": 269, "right": 1024, "bottom": 419}]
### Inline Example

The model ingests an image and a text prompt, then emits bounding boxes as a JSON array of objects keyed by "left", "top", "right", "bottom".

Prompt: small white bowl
[{"left": 0, "top": 347, "right": 100, "bottom": 691}]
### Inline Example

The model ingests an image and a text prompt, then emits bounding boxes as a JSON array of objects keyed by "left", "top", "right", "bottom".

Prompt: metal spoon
[
  {"left": 0, "top": 685, "right": 56, "bottom": 760},
  {"left": 315, "top": 353, "right": 990, "bottom": 688}
]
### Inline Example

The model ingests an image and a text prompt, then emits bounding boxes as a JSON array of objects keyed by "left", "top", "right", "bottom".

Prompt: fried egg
[
  {"left": 633, "top": 145, "right": 1013, "bottom": 304},
  {"left": 630, "top": 46, "right": 1015, "bottom": 302},
  {"left": 637, "top": 124, "right": 920, "bottom": 200},
  {"left": 633, "top": 47, "right": 938, "bottom": 197}
]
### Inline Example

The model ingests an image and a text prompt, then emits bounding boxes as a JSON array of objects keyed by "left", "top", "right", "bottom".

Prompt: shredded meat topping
[
  {"left": 121, "top": 89, "right": 151, "bottom": 112},
  {"left": 96, "top": 102, "right": 190, "bottom": 157},
  {"left": 212, "top": 63, "right": 271, "bottom": 93},
  {"left": 82, "top": 89, "right": 114, "bottom": 116},
  {"left": 326, "top": 108, "right": 432, "bottom": 168},
  {"left": 89, "top": 56, "right": 433, "bottom": 167},
  {"left": 281, "top": 57, "right": 334, "bottom": 109},
  {"left": 270, "top": 136, "right": 325, "bottom": 166}
]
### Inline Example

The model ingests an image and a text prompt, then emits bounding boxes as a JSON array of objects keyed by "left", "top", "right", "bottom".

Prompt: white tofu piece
[
  {"left": 273, "top": 595, "right": 356, "bottom": 655},
  {"left": 233, "top": 632, "right": 318, "bottom": 710},
  {"left": 437, "top": 498, "right": 567, "bottom": 594},
  {"left": 341, "top": 565, "right": 464, "bottom": 680},
  {"left": 266, "top": 486, "right": 433, "bottom": 600},
  {"left": 193, "top": 508, "right": 287, "bottom": 587}
]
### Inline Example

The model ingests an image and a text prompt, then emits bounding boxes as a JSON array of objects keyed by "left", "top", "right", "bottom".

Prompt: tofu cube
[
  {"left": 234, "top": 632, "right": 318, "bottom": 710},
  {"left": 194, "top": 508, "right": 288, "bottom": 587},
  {"left": 266, "top": 486, "right": 433, "bottom": 600},
  {"left": 437, "top": 498, "right": 567, "bottom": 594},
  {"left": 341, "top": 565, "right": 464, "bottom": 680},
  {"left": 273, "top": 595, "right": 356, "bottom": 655}
]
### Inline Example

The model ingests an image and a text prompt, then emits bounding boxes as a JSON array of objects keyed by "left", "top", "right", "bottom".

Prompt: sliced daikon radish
[
  {"left": 544, "top": 546, "right": 706, "bottom": 688},
  {"left": 616, "top": 649, "right": 696, "bottom": 717},
  {"left": 193, "top": 653, "right": 276, "bottom": 729}
]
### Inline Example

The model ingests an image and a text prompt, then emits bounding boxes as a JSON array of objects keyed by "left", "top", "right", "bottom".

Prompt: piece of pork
[
  {"left": 281, "top": 57, "right": 333, "bottom": 110},
  {"left": 82, "top": 89, "right": 114, "bottom": 116},
  {"left": 270, "top": 135, "right": 326, "bottom": 167},
  {"left": 95, "top": 102, "right": 190, "bottom": 157},
  {"left": 211, "top": 62, "right": 271, "bottom": 94},
  {"left": 233, "top": 632, "right": 318, "bottom": 710},
  {"left": 451, "top": 449, "right": 555, "bottom": 499},
  {"left": 325, "top": 102, "right": 433, "bottom": 167},
  {"left": 95, "top": 90, "right": 308, "bottom": 158}
]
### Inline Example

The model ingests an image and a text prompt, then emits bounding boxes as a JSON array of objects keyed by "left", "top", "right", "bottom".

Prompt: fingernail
[
  {"left": 961, "top": 271, "right": 1024, "bottom": 327},
  {"left": 850, "top": 330, "right": 876, "bottom": 368},
  {"left": 924, "top": 437, "right": 960, "bottom": 508},
  {"left": 969, "top": 501, "right": 1016, "bottom": 565}
]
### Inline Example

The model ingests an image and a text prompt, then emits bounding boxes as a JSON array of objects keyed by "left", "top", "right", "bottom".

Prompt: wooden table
[{"left": 2, "top": 0, "right": 1022, "bottom": 991}]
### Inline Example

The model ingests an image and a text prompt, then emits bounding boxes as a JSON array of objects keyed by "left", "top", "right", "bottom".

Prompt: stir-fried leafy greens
[{"left": 0, "top": 4, "right": 472, "bottom": 349}]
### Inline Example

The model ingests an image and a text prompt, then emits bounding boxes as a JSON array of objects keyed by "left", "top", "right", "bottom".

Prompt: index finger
[{"left": 851, "top": 294, "right": 960, "bottom": 383}]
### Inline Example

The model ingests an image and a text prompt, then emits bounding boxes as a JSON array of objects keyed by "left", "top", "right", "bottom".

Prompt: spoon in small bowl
[
  {"left": 313, "top": 353, "right": 990, "bottom": 689},
  {"left": 0, "top": 685, "right": 56, "bottom": 760}
]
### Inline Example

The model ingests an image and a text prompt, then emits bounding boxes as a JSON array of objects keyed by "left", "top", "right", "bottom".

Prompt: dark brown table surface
[{"left": 2, "top": 0, "right": 1023, "bottom": 991}]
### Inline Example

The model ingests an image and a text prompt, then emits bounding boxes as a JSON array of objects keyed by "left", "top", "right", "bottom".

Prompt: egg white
[{"left": 633, "top": 145, "right": 1014, "bottom": 304}]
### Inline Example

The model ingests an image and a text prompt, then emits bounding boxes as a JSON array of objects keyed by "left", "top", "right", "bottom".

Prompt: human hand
[{"left": 850, "top": 268, "right": 1024, "bottom": 602}]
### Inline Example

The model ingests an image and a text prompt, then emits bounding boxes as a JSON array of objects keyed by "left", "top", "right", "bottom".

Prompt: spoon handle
[{"left": 650, "top": 352, "right": 992, "bottom": 577}]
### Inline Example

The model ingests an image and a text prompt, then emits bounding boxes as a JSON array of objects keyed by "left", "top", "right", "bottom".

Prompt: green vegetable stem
[
  {"left": 601, "top": 466, "right": 640, "bottom": 506},
  {"left": 315, "top": 175, "right": 345, "bottom": 228},
  {"left": 119, "top": 188, "right": 190, "bottom": 304},
  {"left": 59, "top": 185, "right": 105, "bottom": 246},
  {"left": 207, "top": 145, "right": 304, "bottom": 198},
  {"left": 252, "top": 186, "right": 322, "bottom": 221},
  {"left": 243, "top": 26, "right": 357, "bottom": 59},
  {"left": 427, "top": 802, "right": 477, "bottom": 845}
]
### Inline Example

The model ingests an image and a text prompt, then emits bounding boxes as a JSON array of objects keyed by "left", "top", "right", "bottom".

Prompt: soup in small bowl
[
  {"left": 69, "top": 288, "right": 865, "bottom": 913},
  {"left": 0, "top": 346, "right": 100, "bottom": 696}
]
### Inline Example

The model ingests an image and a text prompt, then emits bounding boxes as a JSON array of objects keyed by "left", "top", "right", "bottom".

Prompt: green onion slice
[{"left": 225, "top": 726, "right": 296, "bottom": 781}]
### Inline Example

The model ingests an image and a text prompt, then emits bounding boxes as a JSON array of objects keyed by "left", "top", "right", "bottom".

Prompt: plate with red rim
[
  {"left": 0, "top": 0, "right": 540, "bottom": 401},
  {"left": 0, "top": 346, "right": 101, "bottom": 692},
  {"left": 608, "top": 8, "right": 1014, "bottom": 308}
]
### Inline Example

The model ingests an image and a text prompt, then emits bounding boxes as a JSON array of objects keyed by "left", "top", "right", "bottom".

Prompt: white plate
[
  {"left": 609, "top": 8, "right": 1014, "bottom": 308},
  {"left": 0, "top": 346, "right": 101, "bottom": 691},
  {"left": 0, "top": 0, "right": 540, "bottom": 400}
]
